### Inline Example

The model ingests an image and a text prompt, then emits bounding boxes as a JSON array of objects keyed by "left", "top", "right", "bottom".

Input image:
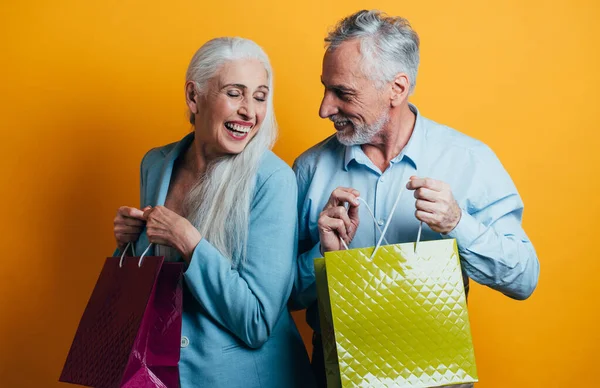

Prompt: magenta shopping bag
[{"left": 60, "top": 246, "right": 183, "bottom": 388}]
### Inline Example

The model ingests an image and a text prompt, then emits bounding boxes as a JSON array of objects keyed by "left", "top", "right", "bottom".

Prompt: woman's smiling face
[{"left": 190, "top": 58, "right": 269, "bottom": 156}]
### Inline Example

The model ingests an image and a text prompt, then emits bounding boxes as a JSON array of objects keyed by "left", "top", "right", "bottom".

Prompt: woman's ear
[{"left": 185, "top": 81, "right": 198, "bottom": 114}]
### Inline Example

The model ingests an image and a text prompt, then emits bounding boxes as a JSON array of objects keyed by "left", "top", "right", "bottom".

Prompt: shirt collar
[
  {"left": 343, "top": 143, "right": 362, "bottom": 171},
  {"left": 343, "top": 103, "right": 426, "bottom": 171}
]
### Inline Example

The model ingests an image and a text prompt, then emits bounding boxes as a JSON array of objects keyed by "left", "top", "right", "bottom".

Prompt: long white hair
[{"left": 183, "top": 37, "right": 277, "bottom": 268}]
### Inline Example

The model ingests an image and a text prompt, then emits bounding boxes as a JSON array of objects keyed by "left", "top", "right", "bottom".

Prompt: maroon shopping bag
[{"left": 59, "top": 253, "right": 184, "bottom": 388}]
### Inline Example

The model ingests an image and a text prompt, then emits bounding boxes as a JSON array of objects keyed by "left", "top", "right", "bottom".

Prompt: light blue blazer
[{"left": 130, "top": 133, "right": 315, "bottom": 387}]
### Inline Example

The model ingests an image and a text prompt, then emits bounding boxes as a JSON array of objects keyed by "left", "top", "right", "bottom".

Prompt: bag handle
[
  {"left": 339, "top": 180, "right": 422, "bottom": 259},
  {"left": 118, "top": 242, "right": 134, "bottom": 268},
  {"left": 138, "top": 243, "right": 154, "bottom": 267},
  {"left": 118, "top": 241, "right": 153, "bottom": 268},
  {"left": 339, "top": 198, "right": 382, "bottom": 250}
]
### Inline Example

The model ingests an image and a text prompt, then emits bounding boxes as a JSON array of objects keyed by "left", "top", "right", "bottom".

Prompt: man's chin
[{"left": 336, "top": 132, "right": 363, "bottom": 146}]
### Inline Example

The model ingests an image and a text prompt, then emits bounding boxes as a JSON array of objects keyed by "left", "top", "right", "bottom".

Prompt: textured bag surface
[
  {"left": 315, "top": 259, "right": 342, "bottom": 387},
  {"left": 316, "top": 239, "right": 477, "bottom": 387},
  {"left": 314, "top": 184, "right": 477, "bottom": 387},
  {"left": 60, "top": 250, "right": 183, "bottom": 388}
]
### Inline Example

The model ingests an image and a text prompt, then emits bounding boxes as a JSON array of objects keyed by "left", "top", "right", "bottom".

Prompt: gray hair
[
  {"left": 326, "top": 10, "right": 420, "bottom": 93},
  {"left": 184, "top": 37, "right": 277, "bottom": 267}
]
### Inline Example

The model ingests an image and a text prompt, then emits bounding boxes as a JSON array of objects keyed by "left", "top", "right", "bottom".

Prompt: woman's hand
[
  {"left": 143, "top": 205, "right": 202, "bottom": 262},
  {"left": 113, "top": 206, "right": 150, "bottom": 251}
]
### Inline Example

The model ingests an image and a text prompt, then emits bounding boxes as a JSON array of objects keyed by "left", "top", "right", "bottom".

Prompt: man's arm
[{"left": 408, "top": 147, "right": 539, "bottom": 300}]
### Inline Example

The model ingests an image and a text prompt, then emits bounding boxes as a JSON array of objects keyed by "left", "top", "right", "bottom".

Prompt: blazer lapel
[{"left": 136, "top": 132, "right": 195, "bottom": 257}]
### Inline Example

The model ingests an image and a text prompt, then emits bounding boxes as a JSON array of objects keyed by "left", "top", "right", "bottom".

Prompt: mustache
[{"left": 329, "top": 115, "right": 354, "bottom": 124}]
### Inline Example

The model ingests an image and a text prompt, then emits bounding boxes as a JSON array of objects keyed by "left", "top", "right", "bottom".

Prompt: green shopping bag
[{"left": 314, "top": 186, "right": 478, "bottom": 387}]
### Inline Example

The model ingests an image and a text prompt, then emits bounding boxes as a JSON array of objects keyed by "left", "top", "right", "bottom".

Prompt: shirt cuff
[
  {"left": 443, "top": 209, "right": 485, "bottom": 252},
  {"left": 301, "top": 242, "right": 323, "bottom": 279}
]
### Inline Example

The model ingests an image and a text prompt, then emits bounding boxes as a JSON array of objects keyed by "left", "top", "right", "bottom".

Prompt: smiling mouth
[
  {"left": 224, "top": 122, "right": 252, "bottom": 139},
  {"left": 332, "top": 119, "right": 352, "bottom": 131}
]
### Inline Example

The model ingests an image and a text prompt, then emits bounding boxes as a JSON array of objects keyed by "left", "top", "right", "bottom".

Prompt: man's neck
[{"left": 361, "top": 103, "right": 416, "bottom": 172}]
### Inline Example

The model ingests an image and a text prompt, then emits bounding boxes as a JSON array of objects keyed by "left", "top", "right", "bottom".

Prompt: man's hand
[
  {"left": 406, "top": 176, "right": 461, "bottom": 234},
  {"left": 318, "top": 187, "right": 360, "bottom": 253}
]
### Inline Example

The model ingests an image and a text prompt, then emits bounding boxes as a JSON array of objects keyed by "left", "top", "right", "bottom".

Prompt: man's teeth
[{"left": 225, "top": 122, "right": 251, "bottom": 133}]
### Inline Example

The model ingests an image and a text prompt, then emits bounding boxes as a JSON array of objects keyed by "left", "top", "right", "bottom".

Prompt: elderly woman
[{"left": 112, "top": 38, "right": 314, "bottom": 387}]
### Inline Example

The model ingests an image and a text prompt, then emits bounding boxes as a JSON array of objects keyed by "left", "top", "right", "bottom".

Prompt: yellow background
[{"left": 1, "top": 0, "right": 598, "bottom": 387}]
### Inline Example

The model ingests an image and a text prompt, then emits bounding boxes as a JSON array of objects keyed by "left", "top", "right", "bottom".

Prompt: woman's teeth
[{"left": 225, "top": 122, "right": 251, "bottom": 133}]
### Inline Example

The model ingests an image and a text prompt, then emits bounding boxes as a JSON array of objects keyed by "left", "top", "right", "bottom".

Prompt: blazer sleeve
[{"left": 182, "top": 166, "right": 299, "bottom": 349}]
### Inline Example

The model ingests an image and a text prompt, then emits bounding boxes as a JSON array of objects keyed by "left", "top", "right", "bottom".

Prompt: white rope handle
[
  {"left": 118, "top": 241, "right": 138, "bottom": 268},
  {"left": 338, "top": 180, "right": 423, "bottom": 259},
  {"left": 339, "top": 197, "right": 390, "bottom": 250},
  {"left": 118, "top": 242, "right": 132, "bottom": 268},
  {"left": 339, "top": 238, "right": 349, "bottom": 250},
  {"left": 138, "top": 243, "right": 154, "bottom": 267},
  {"left": 370, "top": 182, "right": 423, "bottom": 259}
]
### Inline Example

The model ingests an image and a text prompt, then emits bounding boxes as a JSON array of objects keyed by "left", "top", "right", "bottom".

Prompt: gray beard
[{"left": 336, "top": 112, "right": 389, "bottom": 146}]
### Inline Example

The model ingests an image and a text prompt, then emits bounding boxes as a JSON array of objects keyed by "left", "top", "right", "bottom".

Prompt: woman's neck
[{"left": 183, "top": 137, "right": 223, "bottom": 175}]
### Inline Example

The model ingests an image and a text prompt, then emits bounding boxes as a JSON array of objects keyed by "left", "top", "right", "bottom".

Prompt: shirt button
[
  {"left": 380, "top": 177, "right": 385, "bottom": 183},
  {"left": 181, "top": 336, "right": 189, "bottom": 348},
  {"left": 378, "top": 219, "right": 384, "bottom": 226}
]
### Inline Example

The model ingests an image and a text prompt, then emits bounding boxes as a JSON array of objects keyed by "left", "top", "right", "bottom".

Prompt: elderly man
[{"left": 292, "top": 9, "right": 540, "bottom": 387}]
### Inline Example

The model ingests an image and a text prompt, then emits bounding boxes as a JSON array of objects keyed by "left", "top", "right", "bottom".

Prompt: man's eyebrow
[{"left": 320, "top": 80, "right": 355, "bottom": 93}]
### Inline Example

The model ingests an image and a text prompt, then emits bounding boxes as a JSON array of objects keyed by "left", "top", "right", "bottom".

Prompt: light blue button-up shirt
[{"left": 292, "top": 104, "right": 540, "bottom": 332}]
